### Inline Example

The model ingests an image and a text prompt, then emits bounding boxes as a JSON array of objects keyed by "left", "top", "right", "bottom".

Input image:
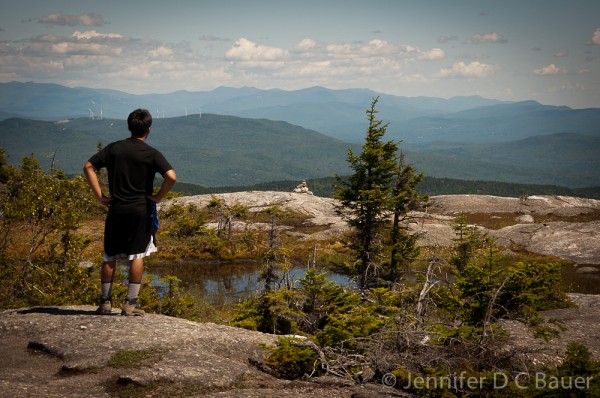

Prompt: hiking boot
[
  {"left": 121, "top": 302, "right": 145, "bottom": 316},
  {"left": 96, "top": 300, "right": 112, "bottom": 315}
]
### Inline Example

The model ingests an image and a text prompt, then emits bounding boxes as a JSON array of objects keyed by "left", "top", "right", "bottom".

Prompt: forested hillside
[
  {"left": 0, "top": 114, "right": 357, "bottom": 187},
  {"left": 173, "top": 176, "right": 600, "bottom": 200}
]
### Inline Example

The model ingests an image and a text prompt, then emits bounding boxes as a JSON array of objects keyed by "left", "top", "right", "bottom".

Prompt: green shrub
[
  {"left": 167, "top": 213, "right": 207, "bottom": 238},
  {"left": 263, "top": 337, "right": 320, "bottom": 379},
  {"left": 0, "top": 155, "right": 98, "bottom": 307},
  {"left": 500, "top": 261, "right": 571, "bottom": 314},
  {"left": 231, "top": 289, "right": 301, "bottom": 335},
  {"left": 448, "top": 261, "right": 570, "bottom": 329},
  {"left": 316, "top": 306, "right": 385, "bottom": 350}
]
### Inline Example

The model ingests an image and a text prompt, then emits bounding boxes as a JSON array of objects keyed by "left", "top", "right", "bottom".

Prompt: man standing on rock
[{"left": 83, "top": 108, "right": 176, "bottom": 316}]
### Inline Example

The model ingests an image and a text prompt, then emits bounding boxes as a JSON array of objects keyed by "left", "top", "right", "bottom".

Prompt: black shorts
[{"left": 103, "top": 202, "right": 154, "bottom": 260}]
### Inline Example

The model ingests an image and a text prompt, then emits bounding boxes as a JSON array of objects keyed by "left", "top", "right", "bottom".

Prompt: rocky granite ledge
[
  {"left": 3, "top": 294, "right": 600, "bottom": 397},
  {"left": 0, "top": 306, "right": 410, "bottom": 397}
]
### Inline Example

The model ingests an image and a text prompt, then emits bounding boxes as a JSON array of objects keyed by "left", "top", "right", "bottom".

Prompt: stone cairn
[{"left": 293, "top": 180, "right": 313, "bottom": 195}]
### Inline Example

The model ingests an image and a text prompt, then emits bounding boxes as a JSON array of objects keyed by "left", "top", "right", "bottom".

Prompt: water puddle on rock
[
  {"left": 147, "top": 260, "right": 353, "bottom": 304},
  {"left": 561, "top": 264, "right": 600, "bottom": 295}
]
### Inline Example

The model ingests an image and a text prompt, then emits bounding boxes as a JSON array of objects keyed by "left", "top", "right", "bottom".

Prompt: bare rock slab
[
  {"left": 0, "top": 306, "right": 277, "bottom": 396},
  {"left": 0, "top": 306, "right": 407, "bottom": 397},
  {"left": 490, "top": 221, "right": 600, "bottom": 264}
]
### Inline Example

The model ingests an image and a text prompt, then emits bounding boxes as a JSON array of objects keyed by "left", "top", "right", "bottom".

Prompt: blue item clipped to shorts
[{"left": 150, "top": 201, "right": 159, "bottom": 233}]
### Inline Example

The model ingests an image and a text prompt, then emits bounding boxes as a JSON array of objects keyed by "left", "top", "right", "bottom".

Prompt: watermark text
[{"left": 381, "top": 371, "right": 593, "bottom": 392}]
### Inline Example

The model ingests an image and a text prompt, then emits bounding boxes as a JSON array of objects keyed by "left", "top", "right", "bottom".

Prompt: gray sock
[
  {"left": 101, "top": 282, "right": 113, "bottom": 302},
  {"left": 126, "top": 281, "right": 141, "bottom": 304}
]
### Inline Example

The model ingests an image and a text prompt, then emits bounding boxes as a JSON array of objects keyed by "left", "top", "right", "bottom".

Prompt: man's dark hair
[{"left": 127, "top": 109, "right": 153, "bottom": 137}]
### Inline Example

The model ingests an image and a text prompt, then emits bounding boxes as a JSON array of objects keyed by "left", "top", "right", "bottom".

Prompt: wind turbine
[
  {"left": 88, "top": 108, "right": 94, "bottom": 120},
  {"left": 47, "top": 149, "right": 58, "bottom": 173}
]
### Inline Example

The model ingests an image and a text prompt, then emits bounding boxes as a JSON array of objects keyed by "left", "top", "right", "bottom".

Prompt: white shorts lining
[{"left": 102, "top": 235, "right": 157, "bottom": 263}]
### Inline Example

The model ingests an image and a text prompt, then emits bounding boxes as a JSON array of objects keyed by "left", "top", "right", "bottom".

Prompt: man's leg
[
  {"left": 97, "top": 260, "right": 116, "bottom": 314},
  {"left": 122, "top": 258, "right": 145, "bottom": 316},
  {"left": 128, "top": 258, "right": 144, "bottom": 284}
]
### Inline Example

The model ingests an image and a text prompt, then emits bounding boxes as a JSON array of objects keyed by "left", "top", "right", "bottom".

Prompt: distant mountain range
[
  {"left": 0, "top": 82, "right": 598, "bottom": 188},
  {"left": 0, "top": 81, "right": 516, "bottom": 143}
]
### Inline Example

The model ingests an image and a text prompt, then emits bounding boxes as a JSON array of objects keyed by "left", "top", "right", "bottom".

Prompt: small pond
[
  {"left": 561, "top": 264, "right": 600, "bottom": 295},
  {"left": 144, "top": 261, "right": 600, "bottom": 304},
  {"left": 147, "top": 260, "right": 353, "bottom": 304}
]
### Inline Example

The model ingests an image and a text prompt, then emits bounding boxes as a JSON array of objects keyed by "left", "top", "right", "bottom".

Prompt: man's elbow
[
  {"left": 83, "top": 161, "right": 93, "bottom": 174},
  {"left": 166, "top": 169, "right": 177, "bottom": 182}
]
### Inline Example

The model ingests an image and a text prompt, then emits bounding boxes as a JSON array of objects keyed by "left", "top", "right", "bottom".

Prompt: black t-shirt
[{"left": 88, "top": 138, "right": 172, "bottom": 207}]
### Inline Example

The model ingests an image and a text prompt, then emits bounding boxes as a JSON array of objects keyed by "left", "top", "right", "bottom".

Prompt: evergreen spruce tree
[
  {"left": 335, "top": 99, "right": 426, "bottom": 289},
  {"left": 334, "top": 98, "right": 399, "bottom": 290},
  {"left": 450, "top": 213, "right": 483, "bottom": 271}
]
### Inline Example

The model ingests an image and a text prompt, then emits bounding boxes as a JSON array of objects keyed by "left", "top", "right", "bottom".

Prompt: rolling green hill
[
  {"left": 409, "top": 133, "right": 600, "bottom": 188},
  {"left": 419, "top": 133, "right": 599, "bottom": 174},
  {"left": 0, "top": 114, "right": 359, "bottom": 186}
]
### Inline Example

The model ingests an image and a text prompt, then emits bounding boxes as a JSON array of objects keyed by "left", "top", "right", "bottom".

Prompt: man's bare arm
[
  {"left": 83, "top": 161, "right": 111, "bottom": 207},
  {"left": 148, "top": 169, "right": 177, "bottom": 203}
]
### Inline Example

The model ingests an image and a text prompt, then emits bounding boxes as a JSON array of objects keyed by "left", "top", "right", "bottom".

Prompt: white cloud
[
  {"left": 72, "top": 30, "right": 123, "bottom": 40},
  {"left": 228, "top": 38, "right": 445, "bottom": 88},
  {"left": 294, "top": 38, "right": 319, "bottom": 52},
  {"left": 222, "top": 37, "right": 446, "bottom": 85},
  {"left": 363, "top": 39, "right": 397, "bottom": 55},
  {"left": 532, "top": 64, "right": 566, "bottom": 75},
  {"left": 465, "top": 32, "right": 507, "bottom": 44},
  {"left": 290, "top": 38, "right": 442, "bottom": 64},
  {"left": 38, "top": 12, "right": 105, "bottom": 27},
  {"left": 419, "top": 48, "right": 445, "bottom": 61},
  {"left": 590, "top": 28, "right": 600, "bottom": 45},
  {"left": 21, "top": 32, "right": 126, "bottom": 56},
  {"left": 0, "top": 29, "right": 189, "bottom": 89},
  {"left": 437, "top": 61, "right": 498, "bottom": 78},
  {"left": 225, "top": 38, "right": 287, "bottom": 61},
  {"left": 149, "top": 46, "right": 174, "bottom": 58}
]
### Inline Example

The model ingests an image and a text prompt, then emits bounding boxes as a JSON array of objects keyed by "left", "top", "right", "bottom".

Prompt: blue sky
[{"left": 1, "top": 0, "right": 599, "bottom": 108}]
